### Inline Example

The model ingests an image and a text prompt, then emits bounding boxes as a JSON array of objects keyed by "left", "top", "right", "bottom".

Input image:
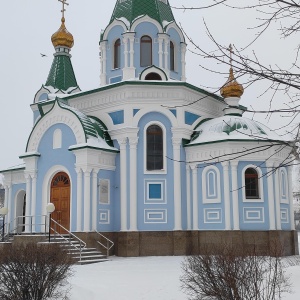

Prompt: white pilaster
[
  {"left": 100, "top": 41, "right": 107, "bottom": 86},
  {"left": 191, "top": 165, "right": 198, "bottom": 230},
  {"left": 231, "top": 161, "right": 240, "bottom": 230},
  {"left": 3, "top": 185, "right": 9, "bottom": 234},
  {"left": 181, "top": 43, "right": 187, "bottom": 81},
  {"left": 119, "top": 138, "right": 128, "bottom": 231},
  {"left": 7, "top": 185, "right": 12, "bottom": 233},
  {"left": 158, "top": 36, "right": 164, "bottom": 69},
  {"left": 31, "top": 172, "right": 37, "bottom": 232},
  {"left": 83, "top": 168, "right": 92, "bottom": 232},
  {"left": 24, "top": 173, "right": 31, "bottom": 233},
  {"left": 163, "top": 36, "right": 169, "bottom": 73},
  {"left": 221, "top": 161, "right": 231, "bottom": 230},
  {"left": 129, "top": 137, "right": 138, "bottom": 231},
  {"left": 123, "top": 32, "right": 136, "bottom": 80},
  {"left": 92, "top": 169, "right": 98, "bottom": 231},
  {"left": 274, "top": 163, "right": 282, "bottom": 230},
  {"left": 288, "top": 165, "right": 295, "bottom": 230},
  {"left": 172, "top": 136, "right": 182, "bottom": 230},
  {"left": 186, "top": 165, "right": 191, "bottom": 230},
  {"left": 266, "top": 162, "right": 276, "bottom": 230},
  {"left": 76, "top": 168, "right": 82, "bottom": 232}
]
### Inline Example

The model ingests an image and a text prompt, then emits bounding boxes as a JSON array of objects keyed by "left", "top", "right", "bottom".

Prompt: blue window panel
[
  {"left": 149, "top": 184, "right": 162, "bottom": 199},
  {"left": 185, "top": 111, "right": 201, "bottom": 125},
  {"left": 169, "top": 109, "right": 177, "bottom": 117},
  {"left": 133, "top": 109, "right": 140, "bottom": 116},
  {"left": 110, "top": 76, "right": 122, "bottom": 84},
  {"left": 109, "top": 110, "right": 124, "bottom": 125},
  {"left": 207, "top": 171, "right": 217, "bottom": 198}
]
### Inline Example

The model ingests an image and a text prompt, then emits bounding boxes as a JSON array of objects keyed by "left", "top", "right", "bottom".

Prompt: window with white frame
[
  {"left": 113, "top": 38, "right": 121, "bottom": 69},
  {"left": 280, "top": 168, "right": 288, "bottom": 200},
  {"left": 140, "top": 35, "right": 152, "bottom": 67},
  {"left": 170, "top": 41, "right": 175, "bottom": 71},
  {"left": 99, "top": 179, "right": 110, "bottom": 204},
  {"left": 202, "top": 166, "right": 221, "bottom": 203},
  {"left": 146, "top": 124, "right": 163, "bottom": 171},
  {"left": 244, "top": 168, "right": 259, "bottom": 199}
]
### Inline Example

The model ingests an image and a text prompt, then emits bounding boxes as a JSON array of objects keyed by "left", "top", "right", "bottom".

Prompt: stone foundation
[
  {"left": 76, "top": 230, "right": 299, "bottom": 257},
  {"left": 3, "top": 231, "right": 298, "bottom": 257}
]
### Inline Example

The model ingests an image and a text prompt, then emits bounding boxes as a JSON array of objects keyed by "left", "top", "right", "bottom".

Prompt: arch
[
  {"left": 245, "top": 168, "right": 259, "bottom": 199},
  {"left": 202, "top": 165, "right": 221, "bottom": 203},
  {"left": 14, "top": 190, "right": 26, "bottom": 234},
  {"left": 140, "top": 65, "right": 168, "bottom": 81},
  {"left": 170, "top": 41, "right": 175, "bottom": 71},
  {"left": 133, "top": 107, "right": 177, "bottom": 127},
  {"left": 41, "top": 165, "right": 73, "bottom": 232},
  {"left": 102, "top": 20, "right": 128, "bottom": 41},
  {"left": 140, "top": 35, "right": 152, "bottom": 67},
  {"left": 131, "top": 15, "right": 163, "bottom": 33},
  {"left": 145, "top": 73, "right": 162, "bottom": 80},
  {"left": 146, "top": 124, "right": 163, "bottom": 171},
  {"left": 50, "top": 172, "right": 71, "bottom": 233},
  {"left": 113, "top": 38, "right": 121, "bottom": 69},
  {"left": 165, "top": 22, "right": 186, "bottom": 43}
]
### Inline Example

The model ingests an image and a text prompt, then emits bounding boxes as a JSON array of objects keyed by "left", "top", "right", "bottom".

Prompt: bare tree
[
  {"left": 180, "top": 242, "right": 294, "bottom": 300},
  {"left": 0, "top": 243, "right": 74, "bottom": 300}
]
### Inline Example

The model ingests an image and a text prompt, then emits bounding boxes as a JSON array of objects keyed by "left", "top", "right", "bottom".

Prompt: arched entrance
[
  {"left": 15, "top": 190, "right": 26, "bottom": 233},
  {"left": 50, "top": 172, "right": 71, "bottom": 234}
]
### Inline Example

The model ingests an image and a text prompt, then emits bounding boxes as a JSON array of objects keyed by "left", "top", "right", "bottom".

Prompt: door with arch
[{"left": 50, "top": 172, "right": 71, "bottom": 234}]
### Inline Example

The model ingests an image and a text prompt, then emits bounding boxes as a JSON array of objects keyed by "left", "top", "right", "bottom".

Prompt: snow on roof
[
  {"left": 188, "top": 115, "right": 291, "bottom": 146},
  {"left": 116, "top": 17, "right": 130, "bottom": 27}
]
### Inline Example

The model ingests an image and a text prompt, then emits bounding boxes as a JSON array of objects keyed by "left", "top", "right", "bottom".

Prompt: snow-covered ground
[{"left": 70, "top": 239, "right": 300, "bottom": 300}]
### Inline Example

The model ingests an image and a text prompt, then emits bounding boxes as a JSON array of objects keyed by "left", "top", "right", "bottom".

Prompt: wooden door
[{"left": 50, "top": 172, "right": 70, "bottom": 234}]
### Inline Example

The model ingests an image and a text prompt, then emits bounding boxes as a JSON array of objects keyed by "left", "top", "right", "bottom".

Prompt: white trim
[
  {"left": 53, "top": 128, "right": 62, "bottom": 149},
  {"left": 279, "top": 168, "right": 289, "bottom": 203},
  {"left": 241, "top": 164, "right": 264, "bottom": 203},
  {"left": 99, "top": 209, "right": 110, "bottom": 224},
  {"left": 140, "top": 66, "right": 168, "bottom": 81},
  {"left": 102, "top": 20, "right": 128, "bottom": 41},
  {"left": 143, "top": 121, "right": 167, "bottom": 174},
  {"left": 165, "top": 22, "right": 185, "bottom": 43},
  {"left": 144, "top": 179, "right": 167, "bottom": 204},
  {"left": 14, "top": 189, "right": 26, "bottom": 234},
  {"left": 202, "top": 165, "right": 221, "bottom": 203},
  {"left": 243, "top": 207, "right": 265, "bottom": 223},
  {"left": 144, "top": 209, "right": 167, "bottom": 223},
  {"left": 204, "top": 208, "right": 222, "bottom": 224},
  {"left": 280, "top": 208, "right": 289, "bottom": 223}
]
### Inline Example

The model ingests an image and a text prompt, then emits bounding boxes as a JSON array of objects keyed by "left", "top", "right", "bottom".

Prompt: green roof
[
  {"left": 110, "top": 0, "right": 175, "bottom": 27},
  {"left": 45, "top": 54, "right": 79, "bottom": 92}
]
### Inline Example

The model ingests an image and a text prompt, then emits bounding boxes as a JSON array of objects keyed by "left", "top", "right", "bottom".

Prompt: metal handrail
[
  {"left": 94, "top": 230, "right": 114, "bottom": 257},
  {"left": 49, "top": 218, "right": 86, "bottom": 261}
]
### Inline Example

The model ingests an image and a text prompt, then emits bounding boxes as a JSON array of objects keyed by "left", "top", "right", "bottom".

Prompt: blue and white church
[{"left": 1, "top": 0, "right": 298, "bottom": 256}]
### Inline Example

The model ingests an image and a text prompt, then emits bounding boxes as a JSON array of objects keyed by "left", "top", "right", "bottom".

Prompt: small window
[
  {"left": 141, "top": 35, "right": 152, "bottom": 67},
  {"left": 245, "top": 168, "right": 259, "bottom": 198},
  {"left": 114, "top": 39, "right": 121, "bottom": 69},
  {"left": 53, "top": 129, "right": 62, "bottom": 149},
  {"left": 170, "top": 41, "right": 175, "bottom": 71},
  {"left": 145, "top": 72, "right": 162, "bottom": 80},
  {"left": 146, "top": 125, "right": 163, "bottom": 171}
]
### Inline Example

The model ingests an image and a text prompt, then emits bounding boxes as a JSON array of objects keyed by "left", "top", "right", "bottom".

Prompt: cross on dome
[{"left": 58, "top": 0, "right": 69, "bottom": 19}]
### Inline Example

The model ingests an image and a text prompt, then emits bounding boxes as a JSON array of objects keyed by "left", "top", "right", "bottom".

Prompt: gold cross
[
  {"left": 228, "top": 44, "right": 234, "bottom": 68},
  {"left": 58, "top": 0, "right": 69, "bottom": 18}
]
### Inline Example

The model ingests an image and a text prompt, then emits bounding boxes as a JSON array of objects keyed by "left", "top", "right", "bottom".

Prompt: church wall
[
  {"left": 133, "top": 22, "right": 160, "bottom": 78},
  {"left": 36, "top": 124, "right": 77, "bottom": 228},
  {"left": 197, "top": 163, "right": 226, "bottom": 230},
  {"left": 167, "top": 27, "right": 182, "bottom": 80},
  {"left": 137, "top": 112, "right": 174, "bottom": 231},
  {"left": 106, "top": 24, "right": 124, "bottom": 84},
  {"left": 237, "top": 161, "right": 270, "bottom": 230}
]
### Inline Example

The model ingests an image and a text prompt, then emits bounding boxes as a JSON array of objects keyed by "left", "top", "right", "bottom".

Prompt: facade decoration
[{"left": 0, "top": 0, "right": 297, "bottom": 256}]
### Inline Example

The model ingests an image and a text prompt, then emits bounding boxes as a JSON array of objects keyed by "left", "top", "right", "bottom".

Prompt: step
[
  {"left": 73, "top": 254, "right": 106, "bottom": 261},
  {"left": 76, "top": 258, "right": 109, "bottom": 265}
]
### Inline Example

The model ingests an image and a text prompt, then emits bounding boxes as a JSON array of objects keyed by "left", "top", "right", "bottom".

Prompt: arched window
[
  {"left": 245, "top": 168, "right": 259, "bottom": 198},
  {"left": 145, "top": 72, "right": 162, "bottom": 80},
  {"left": 146, "top": 125, "right": 163, "bottom": 170},
  {"left": 170, "top": 41, "right": 175, "bottom": 71},
  {"left": 114, "top": 39, "right": 121, "bottom": 69},
  {"left": 141, "top": 35, "right": 152, "bottom": 67},
  {"left": 280, "top": 169, "right": 287, "bottom": 198}
]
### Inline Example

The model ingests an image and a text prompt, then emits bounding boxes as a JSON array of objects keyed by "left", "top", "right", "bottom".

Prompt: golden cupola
[
  {"left": 220, "top": 67, "right": 244, "bottom": 99},
  {"left": 51, "top": 17, "right": 74, "bottom": 49}
]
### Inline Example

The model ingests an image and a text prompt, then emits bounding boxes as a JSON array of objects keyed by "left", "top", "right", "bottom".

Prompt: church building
[{"left": 0, "top": 0, "right": 298, "bottom": 256}]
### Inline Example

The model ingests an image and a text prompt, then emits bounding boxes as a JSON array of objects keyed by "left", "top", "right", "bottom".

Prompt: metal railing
[
  {"left": 50, "top": 218, "right": 86, "bottom": 261},
  {"left": 94, "top": 230, "right": 114, "bottom": 257}
]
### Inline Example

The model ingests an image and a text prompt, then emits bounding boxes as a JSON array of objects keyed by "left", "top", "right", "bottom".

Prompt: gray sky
[{"left": 0, "top": 0, "right": 297, "bottom": 171}]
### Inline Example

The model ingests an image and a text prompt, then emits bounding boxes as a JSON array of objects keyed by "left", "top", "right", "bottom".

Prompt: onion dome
[
  {"left": 51, "top": 17, "right": 74, "bottom": 48},
  {"left": 220, "top": 67, "right": 244, "bottom": 98}
]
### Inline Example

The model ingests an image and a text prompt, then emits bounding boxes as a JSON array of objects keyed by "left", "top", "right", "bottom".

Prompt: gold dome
[
  {"left": 220, "top": 67, "right": 244, "bottom": 98},
  {"left": 51, "top": 17, "right": 74, "bottom": 48}
]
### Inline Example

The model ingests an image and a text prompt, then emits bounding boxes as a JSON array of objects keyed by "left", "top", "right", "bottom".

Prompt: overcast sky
[{"left": 0, "top": 0, "right": 297, "bottom": 171}]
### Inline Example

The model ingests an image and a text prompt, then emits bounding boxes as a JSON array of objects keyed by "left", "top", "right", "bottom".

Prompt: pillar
[
  {"left": 274, "top": 163, "right": 282, "bottom": 230},
  {"left": 83, "top": 168, "right": 92, "bottom": 232},
  {"left": 191, "top": 165, "right": 198, "bottom": 230},
  {"left": 231, "top": 161, "right": 240, "bottom": 230},
  {"left": 221, "top": 161, "right": 231, "bottom": 230},
  {"left": 92, "top": 169, "right": 98, "bottom": 231},
  {"left": 186, "top": 165, "right": 191, "bottom": 230},
  {"left": 181, "top": 43, "right": 187, "bottom": 81},
  {"left": 24, "top": 174, "right": 31, "bottom": 233},
  {"left": 266, "top": 162, "right": 276, "bottom": 230},
  {"left": 76, "top": 168, "right": 82, "bottom": 231},
  {"left": 288, "top": 165, "right": 295, "bottom": 230},
  {"left": 31, "top": 172, "right": 37, "bottom": 232}
]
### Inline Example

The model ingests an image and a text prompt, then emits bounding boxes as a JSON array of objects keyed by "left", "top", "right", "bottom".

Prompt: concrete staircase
[{"left": 47, "top": 236, "right": 109, "bottom": 265}]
